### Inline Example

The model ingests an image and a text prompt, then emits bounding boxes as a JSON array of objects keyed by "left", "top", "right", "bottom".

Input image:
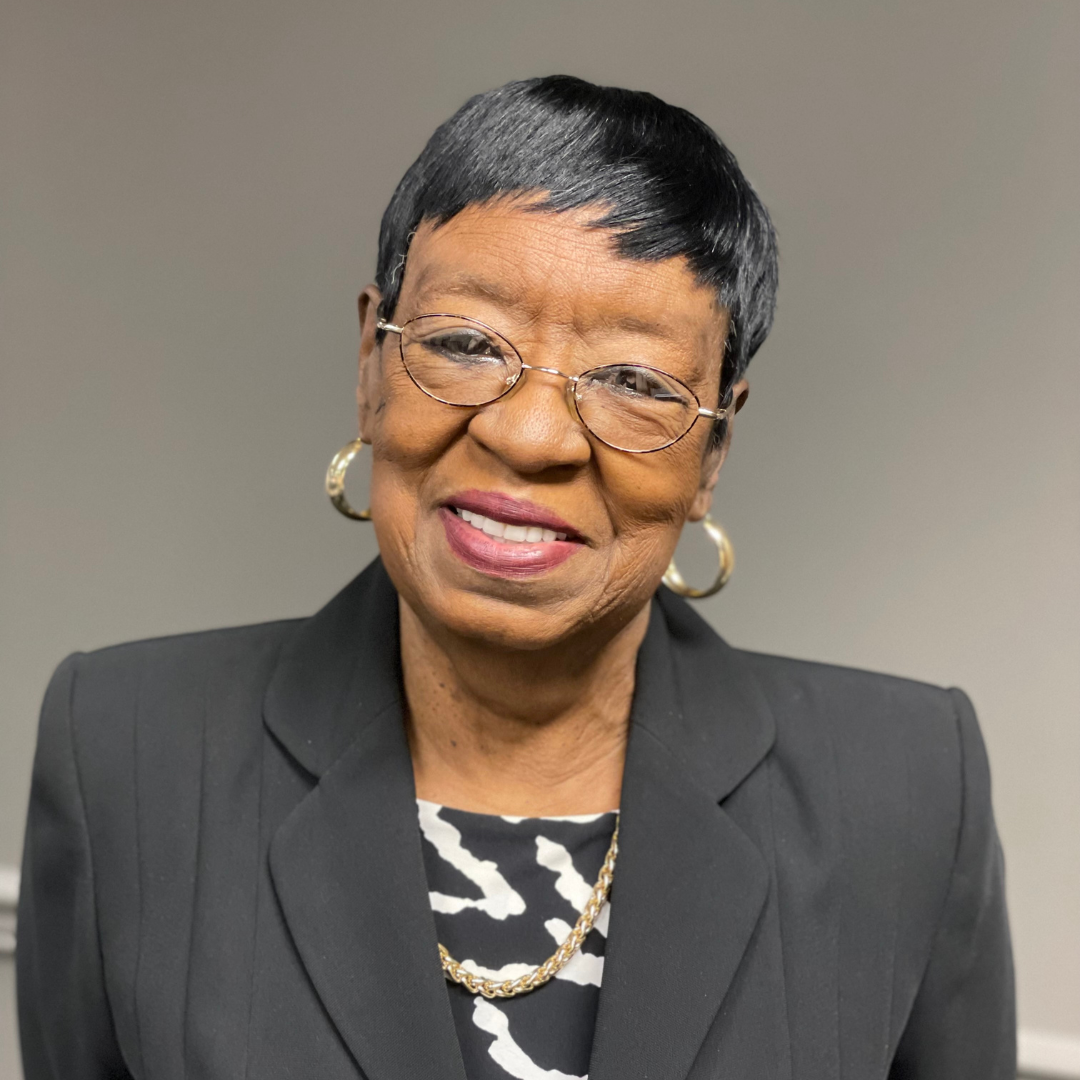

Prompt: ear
[
  {"left": 356, "top": 284, "right": 384, "bottom": 442},
  {"left": 687, "top": 378, "right": 749, "bottom": 521}
]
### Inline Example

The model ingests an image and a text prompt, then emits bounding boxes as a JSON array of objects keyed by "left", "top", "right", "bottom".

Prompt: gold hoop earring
[
  {"left": 662, "top": 515, "right": 734, "bottom": 599},
  {"left": 326, "top": 439, "right": 372, "bottom": 521}
]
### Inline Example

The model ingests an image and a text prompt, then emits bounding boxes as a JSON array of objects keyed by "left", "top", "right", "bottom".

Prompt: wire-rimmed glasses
[{"left": 376, "top": 313, "right": 730, "bottom": 454}]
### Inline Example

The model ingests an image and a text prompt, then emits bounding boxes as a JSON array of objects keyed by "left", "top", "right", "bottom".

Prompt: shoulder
[
  {"left": 737, "top": 647, "right": 978, "bottom": 794},
  {"left": 723, "top": 650, "right": 1010, "bottom": 1057},
  {"left": 57, "top": 616, "right": 301, "bottom": 706},
  {"left": 735, "top": 648, "right": 987, "bottom": 878},
  {"left": 659, "top": 588, "right": 968, "bottom": 766},
  {"left": 658, "top": 590, "right": 982, "bottom": 821},
  {"left": 65, "top": 616, "right": 301, "bottom": 686},
  {"left": 736, "top": 647, "right": 967, "bottom": 747},
  {"left": 41, "top": 617, "right": 303, "bottom": 779}
]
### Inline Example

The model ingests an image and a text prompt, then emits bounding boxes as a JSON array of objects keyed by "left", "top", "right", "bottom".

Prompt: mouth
[
  {"left": 448, "top": 505, "right": 570, "bottom": 544},
  {"left": 439, "top": 490, "right": 585, "bottom": 579}
]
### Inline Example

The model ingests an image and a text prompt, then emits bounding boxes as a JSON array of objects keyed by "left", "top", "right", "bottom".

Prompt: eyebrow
[
  {"left": 412, "top": 270, "right": 691, "bottom": 345},
  {"left": 413, "top": 270, "right": 522, "bottom": 311}
]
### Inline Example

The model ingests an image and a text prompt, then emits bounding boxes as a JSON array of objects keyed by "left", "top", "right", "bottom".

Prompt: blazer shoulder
[
  {"left": 659, "top": 588, "right": 968, "bottom": 756},
  {"left": 727, "top": 650, "right": 1009, "bottom": 1063},
  {"left": 736, "top": 650, "right": 988, "bottom": 865},
  {"left": 735, "top": 649, "right": 978, "bottom": 820},
  {"left": 45, "top": 617, "right": 303, "bottom": 770},
  {"left": 64, "top": 615, "right": 302, "bottom": 690},
  {"left": 734, "top": 647, "right": 966, "bottom": 740}
]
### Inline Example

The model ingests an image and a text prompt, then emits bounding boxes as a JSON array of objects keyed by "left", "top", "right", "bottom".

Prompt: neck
[{"left": 400, "top": 596, "right": 650, "bottom": 817}]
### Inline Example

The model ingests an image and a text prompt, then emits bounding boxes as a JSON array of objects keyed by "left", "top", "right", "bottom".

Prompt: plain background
[{"left": 2, "top": 0, "right": 1077, "bottom": 1075}]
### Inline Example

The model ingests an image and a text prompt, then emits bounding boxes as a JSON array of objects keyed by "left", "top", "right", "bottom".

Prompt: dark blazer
[{"left": 17, "top": 559, "right": 1014, "bottom": 1080}]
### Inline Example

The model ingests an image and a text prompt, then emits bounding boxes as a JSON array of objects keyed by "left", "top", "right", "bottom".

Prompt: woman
[{"left": 17, "top": 76, "right": 1013, "bottom": 1080}]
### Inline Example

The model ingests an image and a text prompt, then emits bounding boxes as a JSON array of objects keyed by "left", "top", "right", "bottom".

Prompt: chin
[
  {"left": 423, "top": 580, "right": 600, "bottom": 653},
  {"left": 384, "top": 521, "right": 656, "bottom": 652}
]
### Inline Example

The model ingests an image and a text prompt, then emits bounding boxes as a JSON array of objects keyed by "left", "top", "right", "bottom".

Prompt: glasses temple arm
[{"left": 698, "top": 385, "right": 738, "bottom": 420}]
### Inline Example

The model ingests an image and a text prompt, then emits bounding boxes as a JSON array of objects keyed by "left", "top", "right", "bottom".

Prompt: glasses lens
[
  {"left": 575, "top": 364, "right": 698, "bottom": 452},
  {"left": 399, "top": 315, "right": 521, "bottom": 406}
]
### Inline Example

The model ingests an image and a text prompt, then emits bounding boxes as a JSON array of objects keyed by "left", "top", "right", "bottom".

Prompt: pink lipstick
[{"left": 440, "top": 490, "right": 584, "bottom": 579}]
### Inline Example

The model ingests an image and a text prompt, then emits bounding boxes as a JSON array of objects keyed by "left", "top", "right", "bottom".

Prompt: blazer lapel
[
  {"left": 263, "top": 563, "right": 780, "bottom": 1080},
  {"left": 589, "top": 589, "right": 778, "bottom": 1080},
  {"left": 264, "top": 561, "right": 467, "bottom": 1080}
]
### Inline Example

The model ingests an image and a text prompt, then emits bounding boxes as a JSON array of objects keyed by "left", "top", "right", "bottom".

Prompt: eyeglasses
[{"left": 375, "top": 313, "right": 730, "bottom": 454}]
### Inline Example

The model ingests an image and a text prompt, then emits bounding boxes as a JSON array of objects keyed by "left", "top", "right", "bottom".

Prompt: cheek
[
  {"left": 377, "top": 362, "right": 461, "bottom": 463},
  {"left": 368, "top": 370, "right": 464, "bottom": 540},
  {"left": 586, "top": 434, "right": 709, "bottom": 600},
  {"left": 365, "top": 354, "right": 710, "bottom": 625},
  {"left": 599, "top": 436, "right": 705, "bottom": 536}
]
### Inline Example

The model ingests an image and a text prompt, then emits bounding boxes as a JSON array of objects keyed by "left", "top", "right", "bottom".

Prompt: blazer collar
[
  {"left": 265, "top": 560, "right": 468, "bottom": 1080},
  {"left": 638, "top": 584, "right": 777, "bottom": 802},
  {"left": 588, "top": 586, "right": 777, "bottom": 1080},
  {"left": 264, "top": 560, "right": 778, "bottom": 1080},
  {"left": 264, "top": 561, "right": 776, "bottom": 795},
  {"left": 264, "top": 558, "right": 403, "bottom": 778}
]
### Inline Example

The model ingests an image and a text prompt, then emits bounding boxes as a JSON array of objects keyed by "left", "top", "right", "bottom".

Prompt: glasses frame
[{"left": 376, "top": 313, "right": 731, "bottom": 454}]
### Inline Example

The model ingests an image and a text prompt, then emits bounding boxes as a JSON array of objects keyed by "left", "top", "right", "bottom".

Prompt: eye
[
  {"left": 588, "top": 365, "right": 689, "bottom": 403},
  {"left": 421, "top": 328, "right": 505, "bottom": 364}
]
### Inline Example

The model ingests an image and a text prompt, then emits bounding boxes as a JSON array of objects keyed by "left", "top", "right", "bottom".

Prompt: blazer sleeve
[
  {"left": 17, "top": 654, "right": 132, "bottom": 1080},
  {"left": 888, "top": 688, "right": 1016, "bottom": 1080}
]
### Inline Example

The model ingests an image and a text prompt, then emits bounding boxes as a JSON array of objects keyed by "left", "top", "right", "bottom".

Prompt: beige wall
[{"left": 2, "top": 0, "right": 1077, "bottom": 1075}]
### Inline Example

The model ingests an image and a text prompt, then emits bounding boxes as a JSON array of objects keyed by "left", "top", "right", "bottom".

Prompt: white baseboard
[
  {"left": 1, "top": 861, "right": 1078, "bottom": 1077},
  {"left": 0, "top": 864, "right": 17, "bottom": 956},
  {"left": 1020, "top": 1030, "right": 1080, "bottom": 1079}
]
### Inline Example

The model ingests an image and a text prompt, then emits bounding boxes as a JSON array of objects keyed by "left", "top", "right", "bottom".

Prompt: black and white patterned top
[{"left": 417, "top": 799, "right": 618, "bottom": 1080}]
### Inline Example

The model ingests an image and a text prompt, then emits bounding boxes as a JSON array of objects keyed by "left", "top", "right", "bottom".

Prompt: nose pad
[
  {"left": 563, "top": 376, "right": 583, "bottom": 426},
  {"left": 473, "top": 364, "right": 592, "bottom": 469},
  {"left": 508, "top": 364, "right": 583, "bottom": 426}
]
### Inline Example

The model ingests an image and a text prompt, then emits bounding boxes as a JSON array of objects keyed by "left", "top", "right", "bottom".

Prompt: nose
[{"left": 467, "top": 365, "right": 592, "bottom": 474}]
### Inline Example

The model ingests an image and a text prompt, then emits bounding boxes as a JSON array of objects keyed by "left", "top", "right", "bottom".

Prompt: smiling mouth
[
  {"left": 439, "top": 493, "right": 584, "bottom": 578},
  {"left": 448, "top": 506, "right": 570, "bottom": 544}
]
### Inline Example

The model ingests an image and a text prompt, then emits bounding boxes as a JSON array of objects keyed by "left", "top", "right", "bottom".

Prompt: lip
[
  {"left": 443, "top": 490, "right": 583, "bottom": 540},
  {"left": 439, "top": 491, "right": 585, "bottom": 579}
]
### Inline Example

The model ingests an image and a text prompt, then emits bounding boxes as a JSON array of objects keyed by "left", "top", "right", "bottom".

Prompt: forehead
[{"left": 398, "top": 202, "right": 727, "bottom": 354}]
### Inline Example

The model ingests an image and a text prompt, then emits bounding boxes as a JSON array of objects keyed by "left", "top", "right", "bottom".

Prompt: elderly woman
[{"left": 18, "top": 77, "right": 1013, "bottom": 1080}]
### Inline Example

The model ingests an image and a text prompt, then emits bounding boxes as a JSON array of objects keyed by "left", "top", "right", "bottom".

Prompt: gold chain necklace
[{"left": 439, "top": 817, "right": 619, "bottom": 999}]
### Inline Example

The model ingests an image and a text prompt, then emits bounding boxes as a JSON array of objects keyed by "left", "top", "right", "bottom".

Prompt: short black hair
[{"left": 376, "top": 75, "right": 778, "bottom": 398}]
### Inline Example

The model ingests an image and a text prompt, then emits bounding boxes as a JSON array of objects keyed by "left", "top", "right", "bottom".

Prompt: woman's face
[{"left": 357, "top": 200, "right": 744, "bottom": 652}]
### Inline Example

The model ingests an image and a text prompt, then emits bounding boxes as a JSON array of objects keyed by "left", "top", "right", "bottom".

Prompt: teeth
[{"left": 454, "top": 508, "right": 569, "bottom": 544}]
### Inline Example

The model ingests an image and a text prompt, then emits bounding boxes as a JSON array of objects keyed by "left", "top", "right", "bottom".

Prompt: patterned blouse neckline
[
  {"left": 416, "top": 796, "right": 619, "bottom": 823},
  {"left": 417, "top": 798, "right": 618, "bottom": 1080}
]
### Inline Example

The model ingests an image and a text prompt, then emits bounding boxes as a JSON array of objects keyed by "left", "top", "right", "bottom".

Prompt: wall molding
[
  {"left": 1, "top": 863, "right": 1078, "bottom": 1076},
  {"left": 1020, "top": 1031, "right": 1080, "bottom": 1079},
  {"left": 0, "top": 864, "right": 17, "bottom": 957}
]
